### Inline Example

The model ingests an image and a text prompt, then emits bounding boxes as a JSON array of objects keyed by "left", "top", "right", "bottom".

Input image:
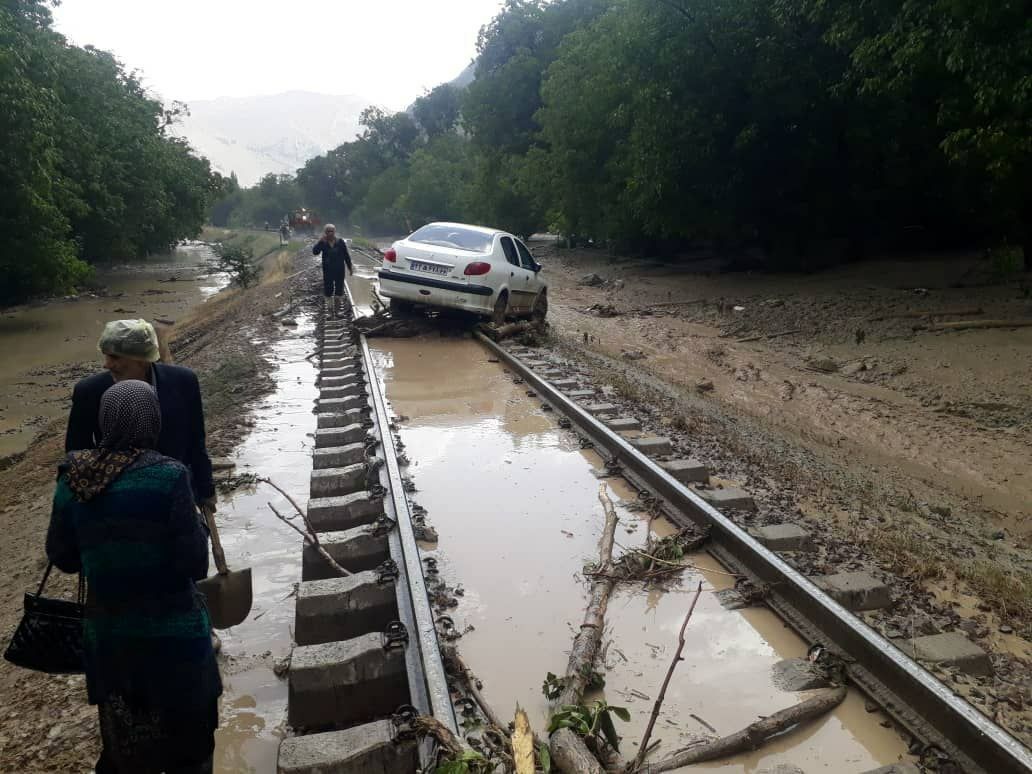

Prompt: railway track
[
  {"left": 276, "top": 267, "right": 1031, "bottom": 773},
  {"left": 277, "top": 288, "right": 456, "bottom": 773}
]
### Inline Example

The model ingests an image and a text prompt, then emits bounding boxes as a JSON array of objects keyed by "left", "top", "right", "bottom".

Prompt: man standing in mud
[
  {"left": 312, "top": 223, "right": 353, "bottom": 319},
  {"left": 65, "top": 319, "right": 216, "bottom": 513}
]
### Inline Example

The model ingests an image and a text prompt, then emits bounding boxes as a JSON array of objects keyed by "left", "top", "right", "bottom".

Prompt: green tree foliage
[
  {"left": 218, "top": 0, "right": 1030, "bottom": 268},
  {"left": 0, "top": 0, "right": 219, "bottom": 304},
  {"left": 0, "top": 0, "right": 88, "bottom": 302},
  {"left": 413, "top": 83, "right": 462, "bottom": 138}
]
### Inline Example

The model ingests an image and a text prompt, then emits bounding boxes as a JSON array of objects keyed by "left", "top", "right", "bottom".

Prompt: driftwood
[
  {"left": 868, "top": 307, "right": 983, "bottom": 321},
  {"left": 932, "top": 318, "right": 1032, "bottom": 331},
  {"left": 551, "top": 729, "right": 604, "bottom": 774},
  {"left": 266, "top": 503, "right": 352, "bottom": 577},
  {"left": 555, "top": 484, "right": 619, "bottom": 708},
  {"left": 638, "top": 686, "right": 847, "bottom": 773},
  {"left": 549, "top": 484, "right": 620, "bottom": 774},
  {"left": 480, "top": 320, "right": 534, "bottom": 341},
  {"left": 735, "top": 328, "right": 801, "bottom": 343},
  {"left": 646, "top": 299, "right": 704, "bottom": 308},
  {"left": 631, "top": 582, "right": 703, "bottom": 771}
]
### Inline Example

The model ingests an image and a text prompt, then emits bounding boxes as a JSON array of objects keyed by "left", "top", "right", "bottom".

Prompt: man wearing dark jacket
[
  {"left": 312, "top": 223, "right": 353, "bottom": 319},
  {"left": 65, "top": 320, "right": 216, "bottom": 509}
]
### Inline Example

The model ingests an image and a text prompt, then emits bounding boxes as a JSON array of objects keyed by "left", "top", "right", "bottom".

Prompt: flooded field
[
  {"left": 0, "top": 243, "right": 225, "bottom": 458},
  {"left": 370, "top": 332, "right": 911, "bottom": 771}
]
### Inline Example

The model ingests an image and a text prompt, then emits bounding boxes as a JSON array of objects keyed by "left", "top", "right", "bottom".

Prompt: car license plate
[{"left": 410, "top": 260, "right": 450, "bottom": 276}]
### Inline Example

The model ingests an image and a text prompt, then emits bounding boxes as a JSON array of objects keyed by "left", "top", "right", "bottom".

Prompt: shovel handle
[{"left": 201, "top": 504, "right": 230, "bottom": 575}]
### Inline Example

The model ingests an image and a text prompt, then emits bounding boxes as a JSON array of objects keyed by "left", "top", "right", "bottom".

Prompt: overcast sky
[{"left": 53, "top": 0, "right": 503, "bottom": 110}]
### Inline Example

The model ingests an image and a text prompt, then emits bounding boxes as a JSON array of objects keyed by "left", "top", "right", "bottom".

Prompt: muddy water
[
  {"left": 0, "top": 244, "right": 225, "bottom": 457},
  {"left": 209, "top": 311, "right": 318, "bottom": 772},
  {"left": 370, "top": 335, "right": 911, "bottom": 771}
]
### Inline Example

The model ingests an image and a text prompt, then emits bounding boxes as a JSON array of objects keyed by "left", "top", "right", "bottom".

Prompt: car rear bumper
[
  {"left": 378, "top": 269, "right": 494, "bottom": 296},
  {"left": 378, "top": 270, "right": 496, "bottom": 315}
]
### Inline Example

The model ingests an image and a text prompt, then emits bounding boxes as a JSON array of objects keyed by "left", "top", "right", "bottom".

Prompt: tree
[
  {"left": 813, "top": 0, "right": 1032, "bottom": 268},
  {"left": 413, "top": 83, "right": 462, "bottom": 138},
  {"left": 0, "top": 0, "right": 88, "bottom": 302}
]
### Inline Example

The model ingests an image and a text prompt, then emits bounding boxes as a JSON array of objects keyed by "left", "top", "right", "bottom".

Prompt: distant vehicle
[
  {"left": 378, "top": 222, "right": 547, "bottom": 324},
  {"left": 289, "top": 209, "right": 321, "bottom": 235}
]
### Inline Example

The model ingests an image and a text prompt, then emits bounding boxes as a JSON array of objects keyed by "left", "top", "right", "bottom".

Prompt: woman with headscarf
[{"left": 46, "top": 380, "right": 222, "bottom": 774}]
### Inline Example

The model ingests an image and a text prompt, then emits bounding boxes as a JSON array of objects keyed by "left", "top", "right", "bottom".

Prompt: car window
[
  {"left": 408, "top": 224, "right": 494, "bottom": 253},
  {"left": 500, "top": 237, "right": 520, "bottom": 267},
  {"left": 515, "top": 240, "right": 537, "bottom": 270}
]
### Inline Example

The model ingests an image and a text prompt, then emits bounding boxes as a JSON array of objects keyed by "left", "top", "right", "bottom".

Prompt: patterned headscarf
[{"left": 67, "top": 380, "right": 162, "bottom": 502}]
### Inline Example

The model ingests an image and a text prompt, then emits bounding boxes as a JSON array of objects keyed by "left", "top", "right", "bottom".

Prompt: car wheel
[
  {"left": 492, "top": 291, "right": 509, "bottom": 326},
  {"left": 531, "top": 291, "right": 548, "bottom": 324}
]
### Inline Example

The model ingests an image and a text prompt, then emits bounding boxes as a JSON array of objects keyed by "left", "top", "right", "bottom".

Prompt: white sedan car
[{"left": 377, "top": 222, "right": 547, "bottom": 324}]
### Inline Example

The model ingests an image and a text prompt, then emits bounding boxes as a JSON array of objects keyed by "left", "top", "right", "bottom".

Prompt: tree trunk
[
  {"left": 639, "top": 687, "right": 847, "bottom": 773},
  {"left": 549, "top": 485, "right": 619, "bottom": 773},
  {"left": 550, "top": 728, "right": 604, "bottom": 774}
]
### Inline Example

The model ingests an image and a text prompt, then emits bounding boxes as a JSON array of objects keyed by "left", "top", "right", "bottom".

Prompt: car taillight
[
  {"left": 464, "top": 261, "right": 491, "bottom": 276},
  {"left": 384, "top": 248, "right": 397, "bottom": 263}
]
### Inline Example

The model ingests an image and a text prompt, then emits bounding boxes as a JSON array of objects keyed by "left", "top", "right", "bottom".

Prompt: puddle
[
  {"left": 369, "top": 334, "right": 911, "bottom": 772},
  {"left": 210, "top": 310, "right": 318, "bottom": 772},
  {"left": 0, "top": 243, "right": 226, "bottom": 457}
]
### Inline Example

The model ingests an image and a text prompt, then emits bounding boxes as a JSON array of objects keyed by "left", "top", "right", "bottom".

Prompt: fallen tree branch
[
  {"left": 636, "top": 686, "right": 847, "bottom": 772},
  {"left": 550, "top": 484, "right": 620, "bottom": 774},
  {"left": 646, "top": 299, "right": 704, "bottom": 308},
  {"left": 555, "top": 484, "right": 619, "bottom": 709},
  {"left": 631, "top": 582, "right": 703, "bottom": 771},
  {"left": 867, "top": 307, "right": 983, "bottom": 321},
  {"left": 258, "top": 477, "right": 317, "bottom": 537},
  {"left": 932, "top": 318, "right": 1032, "bottom": 331},
  {"left": 479, "top": 320, "right": 535, "bottom": 341},
  {"left": 266, "top": 502, "right": 353, "bottom": 577},
  {"left": 735, "top": 329, "right": 801, "bottom": 343}
]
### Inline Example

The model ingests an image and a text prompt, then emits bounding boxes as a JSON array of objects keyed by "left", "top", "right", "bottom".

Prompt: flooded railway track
[{"left": 273, "top": 260, "right": 1031, "bottom": 774}]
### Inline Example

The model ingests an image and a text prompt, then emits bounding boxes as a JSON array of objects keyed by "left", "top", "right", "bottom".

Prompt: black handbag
[{"left": 3, "top": 562, "right": 86, "bottom": 674}]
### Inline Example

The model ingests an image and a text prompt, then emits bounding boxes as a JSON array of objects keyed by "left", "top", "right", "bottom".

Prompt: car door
[
  {"left": 499, "top": 236, "right": 534, "bottom": 312},
  {"left": 514, "top": 239, "right": 543, "bottom": 301}
]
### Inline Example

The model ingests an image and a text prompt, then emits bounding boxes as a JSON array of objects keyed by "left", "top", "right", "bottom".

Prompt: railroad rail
[{"left": 477, "top": 331, "right": 1032, "bottom": 774}]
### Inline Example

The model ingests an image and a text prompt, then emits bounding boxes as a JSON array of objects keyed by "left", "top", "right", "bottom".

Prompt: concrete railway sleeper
[
  {"left": 277, "top": 295, "right": 457, "bottom": 774},
  {"left": 478, "top": 333, "right": 1032, "bottom": 774}
]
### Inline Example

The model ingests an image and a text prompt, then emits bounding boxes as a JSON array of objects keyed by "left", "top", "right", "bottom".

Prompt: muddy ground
[
  {"left": 527, "top": 241, "right": 1032, "bottom": 747},
  {"left": 0, "top": 238, "right": 319, "bottom": 772}
]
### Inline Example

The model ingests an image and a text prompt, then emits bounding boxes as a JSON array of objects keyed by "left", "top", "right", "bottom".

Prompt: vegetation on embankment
[
  {"left": 215, "top": 0, "right": 1030, "bottom": 272},
  {"left": 0, "top": 0, "right": 228, "bottom": 306}
]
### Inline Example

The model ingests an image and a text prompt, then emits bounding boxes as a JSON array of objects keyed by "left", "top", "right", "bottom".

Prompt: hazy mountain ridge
[{"left": 175, "top": 91, "right": 371, "bottom": 186}]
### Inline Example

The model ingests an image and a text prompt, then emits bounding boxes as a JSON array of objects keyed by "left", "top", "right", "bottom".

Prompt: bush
[{"left": 215, "top": 242, "right": 259, "bottom": 288}]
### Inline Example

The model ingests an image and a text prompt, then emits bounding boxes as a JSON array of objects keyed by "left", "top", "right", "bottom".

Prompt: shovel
[
  {"left": 152, "top": 321, "right": 253, "bottom": 629},
  {"left": 196, "top": 504, "right": 253, "bottom": 629}
]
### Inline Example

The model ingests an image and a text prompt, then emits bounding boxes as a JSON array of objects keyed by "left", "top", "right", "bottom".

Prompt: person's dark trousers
[{"left": 322, "top": 264, "right": 345, "bottom": 296}]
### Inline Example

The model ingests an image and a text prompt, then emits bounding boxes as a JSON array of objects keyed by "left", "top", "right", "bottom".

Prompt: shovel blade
[{"left": 197, "top": 568, "right": 253, "bottom": 630}]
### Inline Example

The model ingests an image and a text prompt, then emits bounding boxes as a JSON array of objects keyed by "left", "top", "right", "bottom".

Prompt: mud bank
[{"left": 0, "top": 243, "right": 321, "bottom": 772}]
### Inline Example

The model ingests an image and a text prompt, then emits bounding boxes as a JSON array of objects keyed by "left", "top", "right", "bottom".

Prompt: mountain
[{"left": 176, "top": 91, "right": 371, "bottom": 186}]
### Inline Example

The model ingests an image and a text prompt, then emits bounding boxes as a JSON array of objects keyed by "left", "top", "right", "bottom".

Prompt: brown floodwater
[
  {"left": 369, "top": 333, "right": 912, "bottom": 772},
  {"left": 210, "top": 308, "right": 319, "bottom": 772},
  {"left": 0, "top": 243, "right": 225, "bottom": 457}
]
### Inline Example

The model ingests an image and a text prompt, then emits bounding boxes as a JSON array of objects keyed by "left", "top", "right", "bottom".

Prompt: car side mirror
[{"left": 533, "top": 262, "right": 542, "bottom": 273}]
